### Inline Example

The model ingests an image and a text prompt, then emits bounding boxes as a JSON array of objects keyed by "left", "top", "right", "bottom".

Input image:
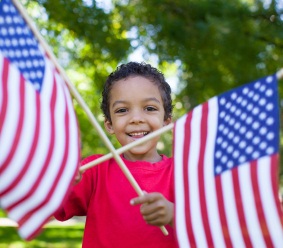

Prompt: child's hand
[
  {"left": 73, "top": 170, "right": 82, "bottom": 184},
  {"left": 130, "top": 192, "right": 174, "bottom": 227}
]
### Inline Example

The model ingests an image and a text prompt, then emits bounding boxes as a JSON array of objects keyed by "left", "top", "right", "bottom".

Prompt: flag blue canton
[
  {"left": 0, "top": 0, "right": 45, "bottom": 92},
  {"left": 214, "top": 75, "right": 279, "bottom": 175}
]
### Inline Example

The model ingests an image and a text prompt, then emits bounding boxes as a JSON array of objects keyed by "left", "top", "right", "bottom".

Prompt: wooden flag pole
[{"left": 12, "top": 0, "right": 168, "bottom": 235}]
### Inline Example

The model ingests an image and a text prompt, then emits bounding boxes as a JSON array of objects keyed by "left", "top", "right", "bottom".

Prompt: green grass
[
  {"left": 0, "top": 224, "right": 84, "bottom": 248},
  {"left": 0, "top": 209, "right": 84, "bottom": 247}
]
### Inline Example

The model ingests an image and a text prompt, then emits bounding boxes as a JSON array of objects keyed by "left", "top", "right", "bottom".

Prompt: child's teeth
[{"left": 131, "top": 132, "right": 147, "bottom": 136}]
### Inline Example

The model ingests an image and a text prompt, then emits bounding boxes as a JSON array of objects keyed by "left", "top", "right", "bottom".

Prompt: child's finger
[
  {"left": 130, "top": 194, "right": 149, "bottom": 205},
  {"left": 130, "top": 192, "right": 161, "bottom": 205}
]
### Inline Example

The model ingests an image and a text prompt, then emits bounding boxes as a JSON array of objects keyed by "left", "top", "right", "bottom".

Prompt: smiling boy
[{"left": 54, "top": 62, "right": 177, "bottom": 247}]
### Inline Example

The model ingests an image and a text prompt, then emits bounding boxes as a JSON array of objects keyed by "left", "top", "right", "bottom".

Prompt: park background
[{"left": 0, "top": 0, "right": 283, "bottom": 247}]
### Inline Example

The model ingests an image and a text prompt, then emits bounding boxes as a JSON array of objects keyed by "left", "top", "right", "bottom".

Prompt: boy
[{"left": 54, "top": 62, "right": 177, "bottom": 247}]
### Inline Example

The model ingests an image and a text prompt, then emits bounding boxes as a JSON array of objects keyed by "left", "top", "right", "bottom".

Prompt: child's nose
[{"left": 129, "top": 110, "right": 145, "bottom": 124}]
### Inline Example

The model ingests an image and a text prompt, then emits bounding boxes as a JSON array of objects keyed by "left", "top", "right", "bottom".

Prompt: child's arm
[
  {"left": 54, "top": 169, "right": 92, "bottom": 221},
  {"left": 130, "top": 192, "right": 174, "bottom": 227}
]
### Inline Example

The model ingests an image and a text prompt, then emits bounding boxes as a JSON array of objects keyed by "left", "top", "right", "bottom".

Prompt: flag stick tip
[{"left": 276, "top": 68, "right": 283, "bottom": 80}]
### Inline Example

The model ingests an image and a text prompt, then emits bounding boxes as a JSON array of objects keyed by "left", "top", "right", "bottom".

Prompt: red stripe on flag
[
  {"left": 198, "top": 102, "right": 214, "bottom": 247},
  {"left": 250, "top": 160, "right": 274, "bottom": 247},
  {"left": 6, "top": 73, "right": 57, "bottom": 211},
  {"left": 232, "top": 168, "right": 253, "bottom": 247},
  {"left": 270, "top": 155, "right": 283, "bottom": 228},
  {"left": 183, "top": 112, "right": 197, "bottom": 247},
  {"left": 0, "top": 68, "right": 25, "bottom": 176},
  {"left": 215, "top": 175, "right": 233, "bottom": 248},
  {"left": 0, "top": 58, "right": 8, "bottom": 135}
]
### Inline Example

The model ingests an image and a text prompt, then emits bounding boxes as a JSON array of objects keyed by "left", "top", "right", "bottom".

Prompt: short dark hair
[{"left": 100, "top": 62, "right": 173, "bottom": 122}]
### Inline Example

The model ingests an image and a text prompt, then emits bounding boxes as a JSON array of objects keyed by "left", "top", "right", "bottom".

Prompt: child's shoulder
[{"left": 161, "top": 154, "right": 172, "bottom": 162}]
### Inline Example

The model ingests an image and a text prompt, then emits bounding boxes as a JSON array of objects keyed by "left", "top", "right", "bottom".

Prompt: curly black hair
[{"left": 100, "top": 62, "right": 173, "bottom": 122}]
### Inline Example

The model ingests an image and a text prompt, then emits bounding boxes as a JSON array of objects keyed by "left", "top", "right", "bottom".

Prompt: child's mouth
[{"left": 128, "top": 131, "right": 149, "bottom": 138}]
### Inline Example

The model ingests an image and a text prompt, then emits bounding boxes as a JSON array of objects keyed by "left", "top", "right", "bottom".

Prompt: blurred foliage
[
  {"left": 21, "top": 0, "right": 283, "bottom": 179},
  {"left": 115, "top": 0, "right": 283, "bottom": 105},
  {"left": 0, "top": 209, "right": 6, "bottom": 218}
]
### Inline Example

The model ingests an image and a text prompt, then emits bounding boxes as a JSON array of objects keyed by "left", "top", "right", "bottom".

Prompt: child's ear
[
  {"left": 104, "top": 119, "right": 115, "bottom": 134},
  {"left": 164, "top": 116, "right": 172, "bottom": 126}
]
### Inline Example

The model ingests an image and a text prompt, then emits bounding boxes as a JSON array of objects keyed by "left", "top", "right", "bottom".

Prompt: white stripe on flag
[
  {"left": 222, "top": 170, "right": 246, "bottom": 247},
  {"left": 258, "top": 157, "right": 283, "bottom": 247},
  {"left": 174, "top": 114, "right": 191, "bottom": 248},
  {"left": 204, "top": 97, "right": 226, "bottom": 248},
  {"left": 239, "top": 162, "right": 266, "bottom": 247},
  {"left": 189, "top": 105, "right": 207, "bottom": 248}
]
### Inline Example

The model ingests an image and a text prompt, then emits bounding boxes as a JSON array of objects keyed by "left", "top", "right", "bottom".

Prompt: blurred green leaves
[{"left": 22, "top": 0, "right": 283, "bottom": 169}]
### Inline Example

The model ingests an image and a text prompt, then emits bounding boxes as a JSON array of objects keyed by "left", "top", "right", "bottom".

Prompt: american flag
[
  {"left": 0, "top": 0, "right": 80, "bottom": 240},
  {"left": 174, "top": 75, "right": 283, "bottom": 248}
]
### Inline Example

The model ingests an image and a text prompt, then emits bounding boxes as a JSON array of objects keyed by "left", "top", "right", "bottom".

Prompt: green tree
[
  {"left": 24, "top": 0, "right": 132, "bottom": 157},
  {"left": 115, "top": 0, "right": 283, "bottom": 105},
  {"left": 23, "top": 0, "right": 283, "bottom": 177}
]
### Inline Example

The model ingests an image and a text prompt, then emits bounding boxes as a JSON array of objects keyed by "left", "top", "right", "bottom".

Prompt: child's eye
[
  {"left": 145, "top": 106, "right": 157, "bottom": 111},
  {"left": 115, "top": 108, "right": 127, "bottom": 113}
]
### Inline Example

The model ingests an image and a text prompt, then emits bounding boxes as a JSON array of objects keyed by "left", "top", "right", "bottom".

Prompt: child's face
[{"left": 104, "top": 76, "right": 171, "bottom": 162}]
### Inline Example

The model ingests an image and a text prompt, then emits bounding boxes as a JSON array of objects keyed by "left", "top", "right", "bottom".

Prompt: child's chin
[{"left": 129, "top": 146, "right": 150, "bottom": 154}]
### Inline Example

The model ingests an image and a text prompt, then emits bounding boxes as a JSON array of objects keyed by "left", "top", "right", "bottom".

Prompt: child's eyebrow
[
  {"left": 112, "top": 97, "right": 161, "bottom": 108},
  {"left": 143, "top": 97, "right": 161, "bottom": 104},
  {"left": 112, "top": 100, "right": 127, "bottom": 108}
]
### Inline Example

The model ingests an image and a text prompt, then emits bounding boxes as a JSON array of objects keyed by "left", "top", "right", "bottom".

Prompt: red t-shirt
[{"left": 54, "top": 154, "right": 178, "bottom": 248}]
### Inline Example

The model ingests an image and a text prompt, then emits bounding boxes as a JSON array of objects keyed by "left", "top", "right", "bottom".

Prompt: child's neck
[{"left": 123, "top": 152, "right": 162, "bottom": 163}]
